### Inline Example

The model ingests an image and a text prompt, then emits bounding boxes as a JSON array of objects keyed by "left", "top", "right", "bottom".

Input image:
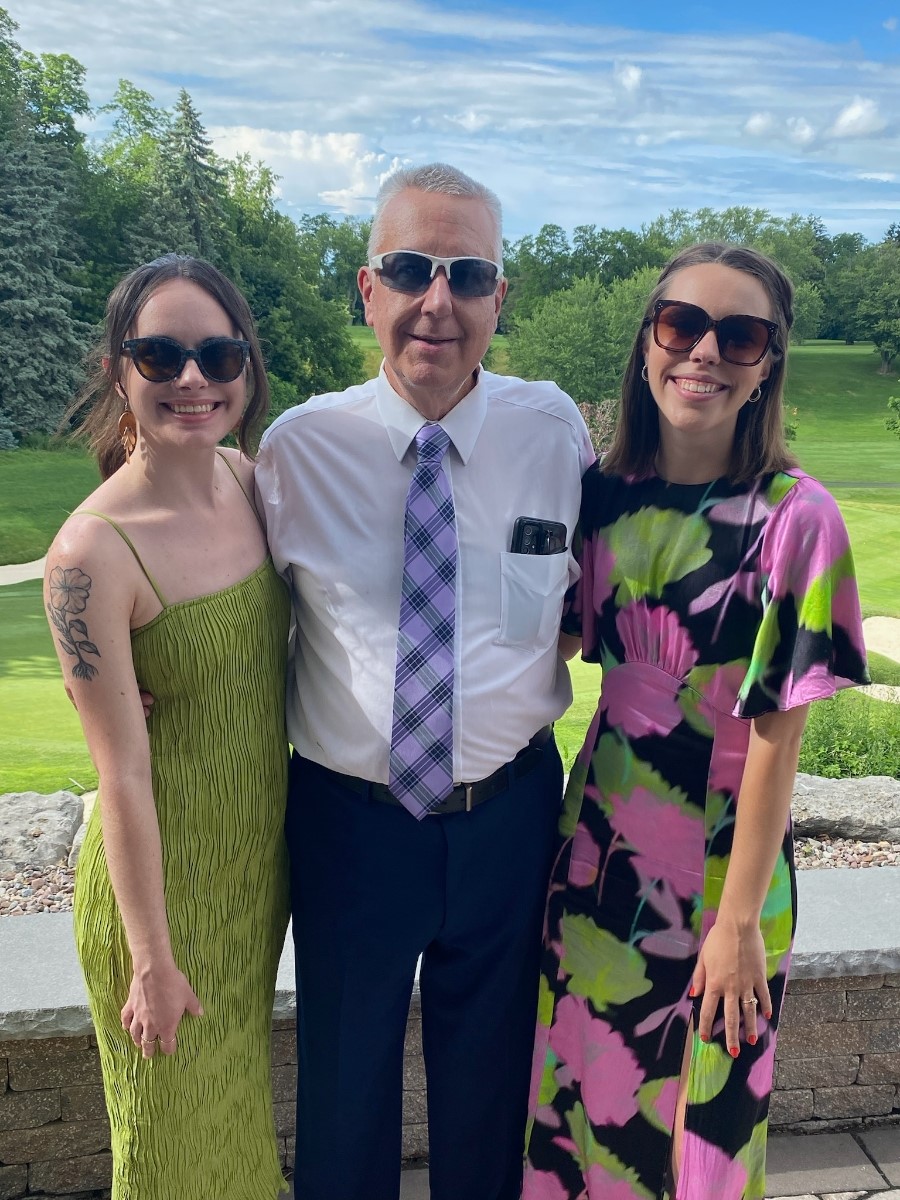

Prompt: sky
[{"left": 11, "top": 0, "right": 900, "bottom": 244}]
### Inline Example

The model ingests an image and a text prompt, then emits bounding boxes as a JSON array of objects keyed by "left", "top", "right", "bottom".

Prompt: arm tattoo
[{"left": 47, "top": 566, "right": 102, "bottom": 681}]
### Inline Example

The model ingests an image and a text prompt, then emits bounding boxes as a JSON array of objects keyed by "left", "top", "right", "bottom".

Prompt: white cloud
[
  {"left": 787, "top": 116, "right": 817, "bottom": 146},
  {"left": 614, "top": 63, "right": 642, "bottom": 93},
  {"left": 858, "top": 171, "right": 897, "bottom": 182},
  {"left": 830, "top": 96, "right": 887, "bottom": 138},
  {"left": 744, "top": 112, "right": 775, "bottom": 137},
  {"left": 883, "top": 17, "right": 898, "bottom": 31}
]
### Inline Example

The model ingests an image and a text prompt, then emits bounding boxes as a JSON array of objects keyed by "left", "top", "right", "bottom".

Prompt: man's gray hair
[{"left": 368, "top": 163, "right": 503, "bottom": 265}]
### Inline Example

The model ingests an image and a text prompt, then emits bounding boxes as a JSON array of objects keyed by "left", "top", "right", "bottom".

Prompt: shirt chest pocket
[{"left": 495, "top": 551, "right": 570, "bottom": 651}]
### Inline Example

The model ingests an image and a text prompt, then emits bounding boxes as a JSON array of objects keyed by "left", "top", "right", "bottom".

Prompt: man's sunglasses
[
  {"left": 121, "top": 336, "right": 250, "bottom": 383},
  {"left": 369, "top": 251, "right": 502, "bottom": 298},
  {"left": 651, "top": 300, "right": 779, "bottom": 367}
]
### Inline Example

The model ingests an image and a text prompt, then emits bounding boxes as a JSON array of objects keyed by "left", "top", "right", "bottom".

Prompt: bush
[{"left": 798, "top": 691, "right": 900, "bottom": 779}]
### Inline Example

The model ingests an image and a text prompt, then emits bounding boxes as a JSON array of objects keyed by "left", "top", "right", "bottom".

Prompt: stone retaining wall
[
  {"left": 771, "top": 971, "right": 900, "bottom": 1130},
  {"left": 2, "top": 978, "right": 899, "bottom": 1198},
  {"left": 0, "top": 1005, "right": 427, "bottom": 1200}
]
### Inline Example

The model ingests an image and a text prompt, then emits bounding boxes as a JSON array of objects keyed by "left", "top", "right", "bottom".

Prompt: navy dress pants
[{"left": 286, "top": 740, "right": 563, "bottom": 1200}]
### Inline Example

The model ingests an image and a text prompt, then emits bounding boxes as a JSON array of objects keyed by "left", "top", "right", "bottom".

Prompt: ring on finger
[
  {"left": 741, "top": 997, "right": 758, "bottom": 1008},
  {"left": 140, "top": 1037, "right": 158, "bottom": 1047},
  {"left": 160, "top": 1037, "right": 177, "bottom": 1049}
]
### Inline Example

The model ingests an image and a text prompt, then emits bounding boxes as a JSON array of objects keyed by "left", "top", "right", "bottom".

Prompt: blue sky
[{"left": 12, "top": 0, "right": 900, "bottom": 243}]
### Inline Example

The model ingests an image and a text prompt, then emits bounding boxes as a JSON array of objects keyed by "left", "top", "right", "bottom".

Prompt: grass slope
[
  {"left": 0, "top": 580, "right": 98, "bottom": 794},
  {"left": 0, "top": 449, "right": 99, "bottom": 566}
]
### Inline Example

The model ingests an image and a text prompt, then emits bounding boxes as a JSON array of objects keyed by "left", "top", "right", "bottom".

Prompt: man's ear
[{"left": 358, "top": 266, "right": 376, "bottom": 328}]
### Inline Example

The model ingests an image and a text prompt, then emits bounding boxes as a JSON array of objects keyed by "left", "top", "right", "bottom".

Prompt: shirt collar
[{"left": 375, "top": 362, "right": 487, "bottom": 465}]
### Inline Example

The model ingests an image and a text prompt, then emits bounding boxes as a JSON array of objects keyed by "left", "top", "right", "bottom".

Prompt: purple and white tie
[{"left": 389, "top": 423, "right": 457, "bottom": 820}]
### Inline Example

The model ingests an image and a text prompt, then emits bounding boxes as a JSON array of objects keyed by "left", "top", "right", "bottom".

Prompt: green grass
[
  {"left": 0, "top": 580, "right": 98, "bottom": 794},
  {"left": 1, "top": 340, "right": 897, "bottom": 790},
  {"left": 346, "top": 324, "right": 382, "bottom": 379},
  {"left": 786, "top": 343, "right": 899, "bottom": 484},
  {"left": 868, "top": 651, "right": 900, "bottom": 687},
  {"left": 0, "top": 449, "right": 99, "bottom": 566},
  {"left": 798, "top": 689, "right": 900, "bottom": 779}
]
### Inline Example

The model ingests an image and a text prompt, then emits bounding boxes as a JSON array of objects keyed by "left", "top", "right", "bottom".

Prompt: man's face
[{"left": 358, "top": 189, "right": 507, "bottom": 419}]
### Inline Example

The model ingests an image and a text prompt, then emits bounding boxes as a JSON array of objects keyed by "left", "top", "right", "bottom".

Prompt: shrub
[{"left": 798, "top": 691, "right": 900, "bottom": 779}]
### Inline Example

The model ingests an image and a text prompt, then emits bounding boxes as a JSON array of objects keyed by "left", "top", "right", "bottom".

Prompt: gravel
[{"left": 3, "top": 835, "right": 900, "bottom": 917}]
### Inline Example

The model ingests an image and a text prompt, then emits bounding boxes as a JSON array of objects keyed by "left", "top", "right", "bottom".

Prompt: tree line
[{"left": 1, "top": 7, "right": 898, "bottom": 448}]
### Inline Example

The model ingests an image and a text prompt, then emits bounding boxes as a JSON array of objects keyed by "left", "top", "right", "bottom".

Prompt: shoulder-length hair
[
  {"left": 603, "top": 242, "right": 798, "bottom": 484},
  {"left": 66, "top": 254, "right": 269, "bottom": 480}
]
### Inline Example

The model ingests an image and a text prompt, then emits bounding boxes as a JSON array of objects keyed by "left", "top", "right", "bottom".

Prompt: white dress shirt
[{"left": 256, "top": 365, "right": 594, "bottom": 785}]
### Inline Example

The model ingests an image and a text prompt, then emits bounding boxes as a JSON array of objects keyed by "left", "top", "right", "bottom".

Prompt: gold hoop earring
[
  {"left": 641, "top": 364, "right": 649, "bottom": 383},
  {"left": 117, "top": 398, "right": 137, "bottom": 463},
  {"left": 748, "top": 386, "right": 762, "bottom": 404}
]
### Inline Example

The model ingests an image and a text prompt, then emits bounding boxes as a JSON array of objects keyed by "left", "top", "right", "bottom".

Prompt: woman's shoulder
[
  {"left": 216, "top": 446, "right": 255, "bottom": 491},
  {"left": 761, "top": 469, "right": 843, "bottom": 524}
]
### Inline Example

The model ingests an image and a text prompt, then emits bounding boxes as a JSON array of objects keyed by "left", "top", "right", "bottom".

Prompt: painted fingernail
[
  {"left": 748, "top": 1034, "right": 758, "bottom": 1046},
  {"left": 730, "top": 1046, "right": 740, "bottom": 1058},
  {"left": 699, "top": 1032, "right": 710, "bottom": 1043},
  {"left": 764, "top": 1011, "right": 772, "bottom": 1021},
  {"left": 688, "top": 985, "right": 696, "bottom": 997}
]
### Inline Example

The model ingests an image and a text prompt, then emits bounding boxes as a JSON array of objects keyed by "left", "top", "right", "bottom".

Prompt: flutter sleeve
[{"left": 736, "top": 475, "right": 870, "bottom": 718}]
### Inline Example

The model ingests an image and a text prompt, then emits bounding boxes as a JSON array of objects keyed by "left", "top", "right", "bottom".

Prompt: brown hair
[
  {"left": 603, "top": 242, "right": 798, "bottom": 484},
  {"left": 66, "top": 254, "right": 269, "bottom": 479}
]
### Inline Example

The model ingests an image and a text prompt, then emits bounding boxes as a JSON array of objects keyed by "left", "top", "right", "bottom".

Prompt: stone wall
[
  {"left": 3, "top": 978, "right": 900, "bottom": 1197},
  {"left": 771, "top": 972, "right": 900, "bottom": 1130},
  {"left": 0, "top": 1003, "right": 427, "bottom": 1200}
]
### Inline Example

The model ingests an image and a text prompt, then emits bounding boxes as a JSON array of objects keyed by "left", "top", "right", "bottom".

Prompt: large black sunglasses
[
  {"left": 651, "top": 300, "right": 779, "bottom": 367},
  {"left": 369, "top": 250, "right": 502, "bottom": 298},
  {"left": 121, "top": 336, "right": 250, "bottom": 383}
]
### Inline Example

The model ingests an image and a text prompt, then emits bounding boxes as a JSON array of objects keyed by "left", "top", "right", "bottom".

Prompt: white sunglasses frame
[{"left": 368, "top": 250, "right": 504, "bottom": 296}]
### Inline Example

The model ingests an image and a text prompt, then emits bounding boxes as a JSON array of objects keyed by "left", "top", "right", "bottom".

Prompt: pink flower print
[
  {"left": 607, "top": 788, "right": 705, "bottom": 900},
  {"left": 600, "top": 664, "right": 683, "bottom": 739},
  {"left": 569, "top": 822, "right": 602, "bottom": 889},
  {"left": 707, "top": 715, "right": 751, "bottom": 797},
  {"left": 617, "top": 601, "right": 699, "bottom": 678},
  {"left": 521, "top": 1165, "right": 574, "bottom": 1200},
  {"left": 679, "top": 1131, "right": 748, "bottom": 1197},
  {"left": 747, "top": 1033, "right": 776, "bottom": 1100},
  {"left": 549, "top": 996, "right": 643, "bottom": 1128},
  {"left": 585, "top": 1164, "right": 653, "bottom": 1200}
]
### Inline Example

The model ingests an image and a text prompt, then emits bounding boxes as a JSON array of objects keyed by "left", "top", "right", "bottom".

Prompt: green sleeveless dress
[{"left": 73, "top": 490, "right": 291, "bottom": 1199}]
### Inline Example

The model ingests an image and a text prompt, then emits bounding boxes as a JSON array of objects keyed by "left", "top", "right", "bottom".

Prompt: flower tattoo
[{"left": 48, "top": 566, "right": 101, "bottom": 680}]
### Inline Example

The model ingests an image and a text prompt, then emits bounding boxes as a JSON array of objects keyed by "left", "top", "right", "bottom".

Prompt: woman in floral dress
[{"left": 523, "top": 244, "right": 869, "bottom": 1200}]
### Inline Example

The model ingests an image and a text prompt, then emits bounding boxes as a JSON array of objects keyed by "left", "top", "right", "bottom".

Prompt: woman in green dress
[{"left": 45, "top": 255, "right": 290, "bottom": 1199}]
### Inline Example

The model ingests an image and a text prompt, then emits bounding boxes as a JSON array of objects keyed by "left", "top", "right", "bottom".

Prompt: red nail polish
[
  {"left": 688, "top": 985, "right": 696, "bottom": 998},
  {"left": 764, "top": 1011, "right": 772, "bottom": 1021},
  {"left": 699, "top": 1032, "right": 710, "bottom": 1043},
  {"left": 748, "top": 1034, "right": 757, "bottom": 1046},
  {"left": 730, "top": 1046, "right": 739, "bottom": 1058}
]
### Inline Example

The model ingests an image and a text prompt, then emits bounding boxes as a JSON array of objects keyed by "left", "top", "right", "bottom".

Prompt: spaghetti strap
[
  {"left": 215, "top": 450, "right": 262, "bottom": 526},
  {"left": 76, "top": 510, "right": 168, "bottom": 607}
]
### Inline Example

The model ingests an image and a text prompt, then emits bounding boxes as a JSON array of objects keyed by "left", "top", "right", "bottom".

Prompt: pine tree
[{"left": 0, "top": 9, "right": 87, "bottom": 446}]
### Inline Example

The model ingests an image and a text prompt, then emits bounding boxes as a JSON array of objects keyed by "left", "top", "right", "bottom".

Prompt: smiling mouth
[
  {"left": 165, "top": 402, "right": 220, "bottom": 414},
  {"left": 675, "top": 379, "right": 723, "bottom": 394}
]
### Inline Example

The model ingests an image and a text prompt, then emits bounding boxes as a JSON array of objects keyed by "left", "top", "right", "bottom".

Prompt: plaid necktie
[{"left": 389, "top": 423, "right": 457, "bottom": 819}]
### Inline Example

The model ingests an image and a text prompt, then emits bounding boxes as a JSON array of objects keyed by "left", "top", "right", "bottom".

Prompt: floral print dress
[{"left": 523, "top": 467, "right": 869, "bottom": 1200}]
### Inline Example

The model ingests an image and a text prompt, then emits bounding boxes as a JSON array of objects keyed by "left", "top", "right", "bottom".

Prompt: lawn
[
  {"left": 0, "top": 449, "right": 99, "bottom": 566},
  {"left": 1, "top": 340, "right": 897, "bottom": 791},
  {"left": 0, "top": 580, "right": 98, "bottom": 794}
]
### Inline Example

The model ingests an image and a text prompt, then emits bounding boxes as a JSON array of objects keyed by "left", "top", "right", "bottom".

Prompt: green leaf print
[
  {"left": 704, "top": 854, "right": 793, "bottom": 975},
  {"left": 566, "top": 1103, "right": 656, "bottom": 1197},
  {"left": 605, "top": 508, "right": 713, "bottom": 605},
  {"left": 739, "top": 600, "right": 781, "bottom": 703},
  {"left": 561, "top": 914, "right": 653, "bottom": 1011},
  {"left": 561, "top": 757, "right": 589, "bottom": 839},
  {"left": 591, "top": 732, "right": 688, "bottom": 810},
  {"left": 799, "top": 547, "right": 856, "bottom": 633},
  {"left": 637, "top": 1076, "right": 676, "bottom": 1135},
  {"left": 736, "top": 1117, "right": 769, "bottom": 1200},
  {"left": 689, "top": 1036, "right": 732, "bottom": 1104},
  {"left": 764, "top": 472, "right": 800, "bottom": 508}
]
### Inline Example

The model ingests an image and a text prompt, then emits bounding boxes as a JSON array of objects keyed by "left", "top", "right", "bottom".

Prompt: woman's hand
[
  {"left": 121, "top": 959, "right": 204, "bottom": 1058},
  {"left": 691, "top": 916, "right": 771, "bottom": 1057}
]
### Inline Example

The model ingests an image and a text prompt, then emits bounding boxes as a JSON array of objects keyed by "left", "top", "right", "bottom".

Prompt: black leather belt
[{"left": 327, "top": 726, "right": 553, "bottom": 815}]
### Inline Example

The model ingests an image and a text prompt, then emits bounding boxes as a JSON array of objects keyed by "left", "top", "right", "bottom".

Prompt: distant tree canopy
[{"left": 1, "top": 7, "right": 898, "bottom": 448}]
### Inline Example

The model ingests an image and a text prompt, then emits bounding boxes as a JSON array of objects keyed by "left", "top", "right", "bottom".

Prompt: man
[{"left": 256, "top": 163, "right": 594, "bottom": 1200}]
